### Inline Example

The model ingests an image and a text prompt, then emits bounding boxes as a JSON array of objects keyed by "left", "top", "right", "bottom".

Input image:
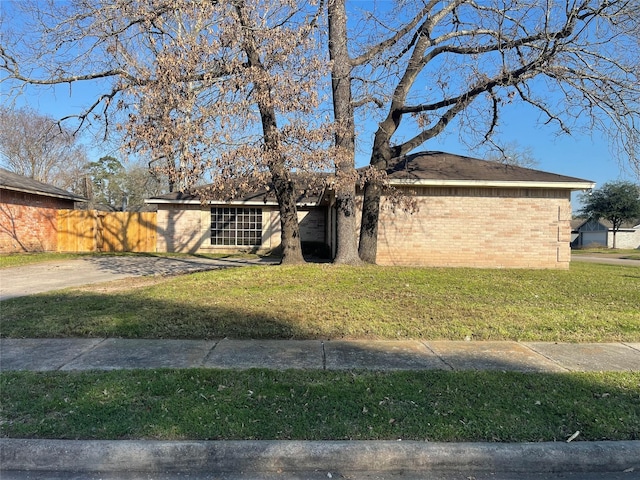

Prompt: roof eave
[
  {"left": 1, "top": 185, "right": 88, "bottom": 202},
  {"left": 388, "top": 179, "right": 596, "bottom": 190},
  {"left": 145, "top": 198, "right": 320, "bottom": 207}
]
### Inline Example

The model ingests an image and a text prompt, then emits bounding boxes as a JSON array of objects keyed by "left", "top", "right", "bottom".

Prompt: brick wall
[
  {"left": 156, "top": 204, "right": 204, "bottom": 253},
  {"left": 607, "top": 229, "right": 640, "bottom": 249},
  {"left": 0, "top": 189, "right": 74, "bottom": 253},
  {"left": 374, "top": 187, "right": 573, "bottom": 269},
  {"left": 156, "top": 204, "right": 326, "bottom": 254}
]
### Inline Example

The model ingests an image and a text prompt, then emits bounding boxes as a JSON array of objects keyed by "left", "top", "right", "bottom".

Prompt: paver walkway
[{"left": 2, "top": 338, "right": 639, "bottom": 372}]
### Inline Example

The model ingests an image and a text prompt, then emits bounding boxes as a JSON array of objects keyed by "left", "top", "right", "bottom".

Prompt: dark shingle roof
[
  {"left": 386, "top": 151, "right": 593, "bottom": 185},
  {"left": 147, "top": 151, "right": 594, "bottom": 205},
  {"left": 0, "top": 168, "right": 87, "bottom": 202},
  {"left": 147, "top": 175, "right": 327, "bottom": 206},
  {"left": 572, "top": 217, "right": 640, "bottom": 230}
]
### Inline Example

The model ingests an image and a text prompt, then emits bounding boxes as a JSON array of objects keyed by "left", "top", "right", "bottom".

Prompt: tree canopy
[
  {"left": 0, "top": 106, "right": 88, "bottom": 189},
  {"left": 2, "top": 0, "right": 639, "bottom": 263},
  {"left": 347, "top": 0, "right": 640, "bottom": 261}
]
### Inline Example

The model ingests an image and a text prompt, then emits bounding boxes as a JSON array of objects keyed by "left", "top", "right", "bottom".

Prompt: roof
[
  {"left": 385, "top": 151, "right": 594, "bottom": 189},
  {"left": 146, "top": 176, "right": 327, "bottom": 207},
  {"left": 146, "top": 151, "right": 595, "bottom": 205},
  {"left": 572, "top": 218, "right": 640, "bottom": 231},
  {"left": 0, "top": 168, "right": 87, "bottom": 202}
]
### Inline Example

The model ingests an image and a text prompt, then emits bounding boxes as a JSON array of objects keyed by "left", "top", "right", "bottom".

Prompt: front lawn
[{"left": 1, "top": 262, "right": 638, "bottom": 342}]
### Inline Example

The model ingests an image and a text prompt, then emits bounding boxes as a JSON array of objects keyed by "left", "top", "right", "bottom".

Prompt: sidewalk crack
[{"left": 57, "top": 338, "right": 107, "bottom": 371}]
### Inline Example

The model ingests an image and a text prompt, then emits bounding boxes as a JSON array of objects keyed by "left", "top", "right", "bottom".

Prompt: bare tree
[
  {"left": 1, "top": 0, "right": 331, "bottom": 264},
  {"left": 340, "top": 0, "right": 640, "bottom": 262},
  {"left": 0, "top": 106, "right": 89, "bottom": 187}
]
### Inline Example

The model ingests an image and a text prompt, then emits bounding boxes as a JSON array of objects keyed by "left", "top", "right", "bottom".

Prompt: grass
[
  {"left": 1, "top": 369, "right": 638, "bottom": 442},
  {"left": 1, "top": 262, "right": 638, "bottom": 342},
  {"left": 0, "top": 252, "right": 92, "bottom": 268},
  {"left": 2, "top": 257, "right": 638, "bottom": 442}
]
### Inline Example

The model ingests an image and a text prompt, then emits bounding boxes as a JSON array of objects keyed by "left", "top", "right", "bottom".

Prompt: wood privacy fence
[{"left": 57, "top": 210, "right": 157, "bottom": 253}]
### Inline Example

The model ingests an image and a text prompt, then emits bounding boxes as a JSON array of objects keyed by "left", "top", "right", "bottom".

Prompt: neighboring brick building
[
  {"left": 146, "top": 152, "right": 594, "bottom": 269},
  {"left": 0, "top": 168, "right": 86, "bottom": 253}
]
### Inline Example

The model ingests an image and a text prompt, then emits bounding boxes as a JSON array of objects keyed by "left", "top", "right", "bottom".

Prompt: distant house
[
  {"left": 146, "top": 151, "right": 594, "bottom": 269},
  {"left": 571, "top": 218, "right": 640, "bottom": 249},
  {"left": 0, "top": 168, "right": 86, "bottom": 253}
]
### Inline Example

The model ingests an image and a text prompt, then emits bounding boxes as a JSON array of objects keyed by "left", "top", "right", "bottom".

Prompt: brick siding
[
  {"left": 156, "top": 204, "right": 326, "bottom": 254},
  {"left": 374, "top": 187, "right": 572, "bottom": 269},
  {"left": 155, "top": 186, "right": 574, "bottom": 269},
  {"left": 0, "top": 189, "right": 74, "bottom": 253}
]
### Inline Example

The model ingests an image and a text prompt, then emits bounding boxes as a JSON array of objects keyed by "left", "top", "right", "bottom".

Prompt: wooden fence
[{"left": 57, "top": 210, "right": 157, "bottom": 253}]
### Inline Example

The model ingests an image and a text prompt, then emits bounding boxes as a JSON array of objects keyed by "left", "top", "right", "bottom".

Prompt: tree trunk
[
  {"left": 271, "top": 165, "right": 305, "bottom": 264},
  {"left": 358, "top": 146, "right": 393, "bottom": 263},
  {"left": 328, "top": 0, "right": 361, "bottom": 265},
  {"left": 358, "top": 180, "right": 381, "bottom": 263},
  {"left": 238, "top": 4, "right": 305, "bottom": 265}
]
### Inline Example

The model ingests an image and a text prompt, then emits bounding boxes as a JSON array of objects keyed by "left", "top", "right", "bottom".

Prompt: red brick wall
[
  {"left": 0, "top": 189, "right": 75, "bottom": 253},
  {"left": 373, "top": 187, "right": 573, "bottom": 269}
]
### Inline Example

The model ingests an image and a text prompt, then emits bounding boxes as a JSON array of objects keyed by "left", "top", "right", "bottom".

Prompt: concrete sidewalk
[{"left": 2, "top": 338, "right": 640, "bottom": 372}]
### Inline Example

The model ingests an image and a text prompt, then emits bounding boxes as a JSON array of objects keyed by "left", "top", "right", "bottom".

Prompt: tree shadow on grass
[
  {"left": 0, "top": 289, "right": 321, "bottom": 340},
  {"left": 1, "top": 368, "right": 639, "bottom": 447}
]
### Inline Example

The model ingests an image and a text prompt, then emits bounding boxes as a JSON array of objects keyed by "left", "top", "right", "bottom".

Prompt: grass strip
[
  {"left": 0, "top": 252, "right": 92, "bottom": 268},
  {"left": 1, "top": 370, "right": 638, "bottom": 442},
  {"left": 2, "top": 263, "right": 638, "bottom": 342}
]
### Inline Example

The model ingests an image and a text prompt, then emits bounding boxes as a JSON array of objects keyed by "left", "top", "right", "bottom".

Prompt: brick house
[
  {"left": 0, "top": 168, "right": 87, "bottom": 253},
  {"left": 146, "top": 151, "right": 594, "bottom": 269}
]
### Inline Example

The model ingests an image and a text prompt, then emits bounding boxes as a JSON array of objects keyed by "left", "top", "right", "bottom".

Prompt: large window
[{"left": 211, "top": 207, "right": 262, "bottom": 246}]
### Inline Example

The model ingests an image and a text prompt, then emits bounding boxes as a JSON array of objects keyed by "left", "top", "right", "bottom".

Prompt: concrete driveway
[
  {"left": 0, "top": 255, "right": 273, "bottom": 301},
  {"left": 571, "top": 253, "right": 640, "bottom": 267}
]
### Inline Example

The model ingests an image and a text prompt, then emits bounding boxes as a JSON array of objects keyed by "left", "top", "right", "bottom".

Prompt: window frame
[{"left": 210, "top": 207, "right": 263, "bottom": 247}]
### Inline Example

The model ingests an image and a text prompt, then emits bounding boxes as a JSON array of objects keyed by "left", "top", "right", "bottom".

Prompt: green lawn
[
  {"left": 1, "top": 262, "right": 638, "bottom": 342},
  {"left": 2, "top": 258, "right": 639, "bottom": 442},
  {"left": 0, "top": 252, "right": 91, "bottom": 268},
  {"left": 2, "top": 370, "right": 638, "bottom": 442}
]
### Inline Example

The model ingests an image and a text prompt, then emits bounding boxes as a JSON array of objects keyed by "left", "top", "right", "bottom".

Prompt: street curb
[{"left": 2, "top": 439, "right": 639, "bottom": 474}]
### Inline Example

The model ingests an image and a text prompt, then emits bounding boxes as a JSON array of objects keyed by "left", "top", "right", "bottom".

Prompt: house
[
  {"left": 571, "top": 218, "right": 640, "bottom": 249},
  {"left": 145, "top": 151, "right": 594, "bottom": 269},
  {"left": 0, "top": 168, "right": 87, "bottom": 253}
]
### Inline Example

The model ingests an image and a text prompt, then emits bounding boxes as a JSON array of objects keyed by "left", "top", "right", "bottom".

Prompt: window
[{"left": 211, "top": 207, "right": 262, "bottom": 246}]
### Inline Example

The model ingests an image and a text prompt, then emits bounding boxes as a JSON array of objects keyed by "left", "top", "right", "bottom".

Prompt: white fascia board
[
  {"left": 145, "top": 199, "right": 280, "bottom": 206},
  {"left": 145, "top": 198, "right": 321, "bottom": 207},
  {"left": 388, "top": 179, "right": 596, "bottom": 190}
]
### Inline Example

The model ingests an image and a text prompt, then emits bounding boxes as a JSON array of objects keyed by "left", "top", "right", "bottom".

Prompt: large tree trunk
[
  {"left": 358, "top": 144, "right": 394, "bottom": 263},
  {"left": 239, "top": 5, "right": 305, "bottom": 265},
  {"left": 358, "top": 181, "right": 381, "bottom": 263},
  {"left": 259, "top": 117, "right": 305, "bottom": 265},
  {"left": 271, "top": 166, "right": 305, "bottom": 264},
  {"left": 328, "top": 0, "right": 361, "bottom": 265}
]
